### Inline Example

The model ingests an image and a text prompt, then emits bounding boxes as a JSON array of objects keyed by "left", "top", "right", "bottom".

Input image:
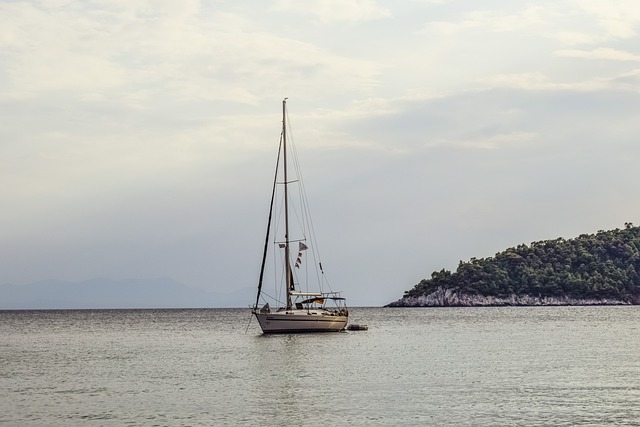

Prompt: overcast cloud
[{"left": 1, "top": 0, "right": 640, "bottom": 306}]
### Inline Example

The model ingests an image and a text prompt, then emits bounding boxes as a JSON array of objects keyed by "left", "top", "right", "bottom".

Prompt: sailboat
[{"left": 252, "top": 99, "right": 349, "bottom": 333}]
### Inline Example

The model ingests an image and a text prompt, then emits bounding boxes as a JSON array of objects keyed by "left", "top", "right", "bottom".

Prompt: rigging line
[
  {"left": 294, "top": 151, "right": 332, "bottom": 292},
  {"left": 284, "top": 105, "right": 333, "bottom": 292},
  {"left": 274, "top": 185, "right": 293, "bottom": 295},
  {"left": 281, "top": 121, "right": 313, "bottom": 290},
  {"left": 284, "top": 114, "right": 312, "bottom": 242},
  {"left": 299, "top": 160, "right": 334, "bottom": 290},
  {"left": 286, "top": 105, "right": 336, "bottom": 293},
  {"left": 255, "top": 286, "right": 285, "bottom": 308},
  {"left": 299, "top": 180, "right": 326, "bottom": 288},
  {"left": 244, "top": 311, "right": 253, "bottom": 334},
  {"left": 287, "top": 127, "right": 315, "bottom": 238},
  {"left": 257, "top": 290, "right": 283, "bottom": 306},
  {"left": 275, "top": 241, "right": 287, "bottom": 301},
  {"left": 255, "top": 130, "right": 284, "bottom": 309},
  {"left": 271, "top": 196, "right": 291, "bottom": 303},
  {"left": 287, "top": 195, "right": 306, "bottom": 241},
  {"left": 270, "top": 200, "right": 284, "bottom": 303}
]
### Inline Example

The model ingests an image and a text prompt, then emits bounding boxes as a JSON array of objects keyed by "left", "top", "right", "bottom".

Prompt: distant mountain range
[{"left": 0, "top": 278, "right": 254, "bottom": 309}]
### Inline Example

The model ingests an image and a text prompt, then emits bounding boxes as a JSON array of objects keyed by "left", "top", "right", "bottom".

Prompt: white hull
[{"left": 254, "top": 309, "right": 348, "bottom": 333}]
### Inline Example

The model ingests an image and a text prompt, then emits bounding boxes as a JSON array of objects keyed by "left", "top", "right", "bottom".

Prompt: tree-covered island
[{"left": 387, "top": 223, "right": 640, "bottom": 307}]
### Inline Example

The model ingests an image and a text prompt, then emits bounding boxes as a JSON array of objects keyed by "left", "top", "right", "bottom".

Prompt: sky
[{"left": 1, "top": 0, "right": 640, "bottom": 307}]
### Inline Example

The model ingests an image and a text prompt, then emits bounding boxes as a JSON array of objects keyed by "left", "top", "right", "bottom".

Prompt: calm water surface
[{"left": 1, "top": 307, "right": 639, "bottom": 426}]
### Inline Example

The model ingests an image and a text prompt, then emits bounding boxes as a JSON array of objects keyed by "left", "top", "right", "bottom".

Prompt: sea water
[{"left": 1, "top": 307, "right": 639, "bottom": 426}]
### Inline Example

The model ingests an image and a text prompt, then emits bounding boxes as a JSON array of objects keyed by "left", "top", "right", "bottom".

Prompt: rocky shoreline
[{"left": 385, "top": 287, "right": 638, "bottom": 307}]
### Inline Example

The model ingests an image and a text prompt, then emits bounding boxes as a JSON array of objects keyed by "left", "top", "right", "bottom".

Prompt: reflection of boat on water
[{"left": 252, "top": 99, "right": 348, "bottom": 333}]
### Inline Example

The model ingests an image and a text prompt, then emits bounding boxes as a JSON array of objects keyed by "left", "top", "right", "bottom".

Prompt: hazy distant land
[
  {"left": 388, "top": 223, "right": 640, "bottom": 307},
  {"left": 6, "top": 225, "right": 640, "bottom": 310},
  {"left": 0, "top": 278, "right": 253, "bottom": 309}
]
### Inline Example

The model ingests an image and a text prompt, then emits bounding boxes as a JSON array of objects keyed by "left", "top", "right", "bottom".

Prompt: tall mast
[{"left": 283, "top": 98, "right": 292, "bottom": 310}]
